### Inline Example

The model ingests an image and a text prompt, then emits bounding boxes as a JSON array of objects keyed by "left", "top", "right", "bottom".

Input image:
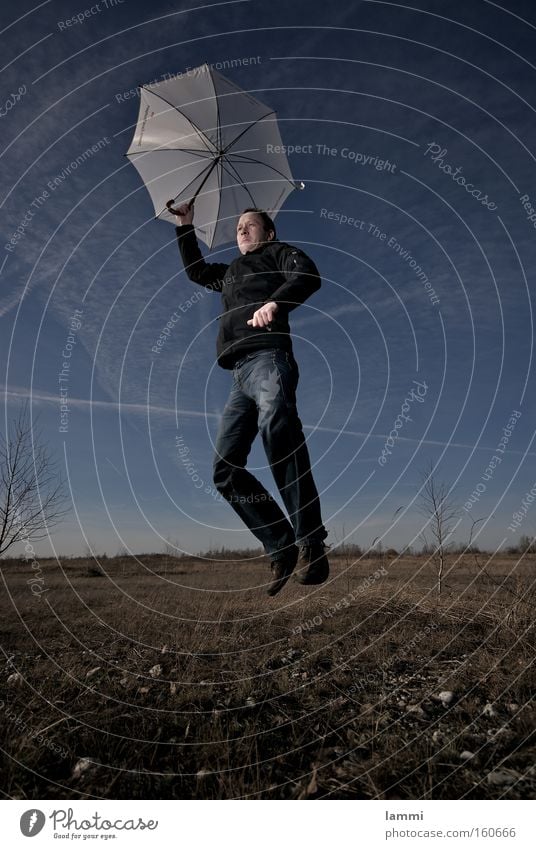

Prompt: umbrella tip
[{"left": 295, "top": 181, "right": 306, "bottom": 190}]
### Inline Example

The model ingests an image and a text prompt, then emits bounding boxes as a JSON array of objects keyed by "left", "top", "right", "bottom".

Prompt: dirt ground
[{"left": 0, "top": 550, "right": 534, "bottom": 799}]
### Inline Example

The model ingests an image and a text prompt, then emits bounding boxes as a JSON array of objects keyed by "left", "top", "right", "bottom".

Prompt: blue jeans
[{"left": 213, "top": 348, "right": 328, "bottom": 559}]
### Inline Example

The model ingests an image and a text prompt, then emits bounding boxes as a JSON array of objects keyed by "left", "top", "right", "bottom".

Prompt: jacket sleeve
[
  {"left": 267, "top": 244, "right": 321, "bottom": 313},
  {"left": 176, "top": 225, "right": 229, "bottom": 291}
]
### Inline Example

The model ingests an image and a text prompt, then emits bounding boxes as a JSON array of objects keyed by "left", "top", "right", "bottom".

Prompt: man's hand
[
  {"left": 167, "top": 200, "right": 194, "bottom": 226},
  {"left": 247, "top": 301, "right": 279, "bottom": 328}
]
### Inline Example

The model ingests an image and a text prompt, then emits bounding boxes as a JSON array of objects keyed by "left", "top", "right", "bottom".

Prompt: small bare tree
[
  {"left": 417, "top": 460, "right": 460, "bottom": 596},
  {"left": 0, "top": 404, "right": 68, "bottom": 557},
  {"left": 518, "top": 534, "right": 536, "bottom": 554}
]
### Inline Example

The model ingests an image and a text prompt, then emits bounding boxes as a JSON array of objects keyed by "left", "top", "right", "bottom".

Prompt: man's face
[{"left": 237, "top": 212, "right": 274, "bottom": 254}]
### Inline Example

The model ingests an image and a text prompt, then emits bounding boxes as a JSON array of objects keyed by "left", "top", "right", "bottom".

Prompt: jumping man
[{"left": 172, "top": 203, "right": 329, "bottom": 596}]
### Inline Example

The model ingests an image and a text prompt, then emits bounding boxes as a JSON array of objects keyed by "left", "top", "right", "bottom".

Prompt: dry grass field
[{"left": 0, "top": 550, "right": 534, "bottom": 799}]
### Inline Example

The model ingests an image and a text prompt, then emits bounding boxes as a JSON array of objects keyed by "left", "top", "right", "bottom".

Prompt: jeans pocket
[{"left": 270, "top": 351, "right": 298, "bottom": 403}]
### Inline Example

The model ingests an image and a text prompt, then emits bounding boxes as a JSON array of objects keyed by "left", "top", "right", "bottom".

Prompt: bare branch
[
  {"left": 0, "top": 403, "right": 69, "bottom": 557},
  {"left": 417, "top": 459, "right": 461, "bottom": 596}
]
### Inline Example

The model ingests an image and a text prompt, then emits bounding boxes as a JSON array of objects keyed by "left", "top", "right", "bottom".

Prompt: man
[{"left": 172, "top": 202, "right": 329, "bottom": 596}]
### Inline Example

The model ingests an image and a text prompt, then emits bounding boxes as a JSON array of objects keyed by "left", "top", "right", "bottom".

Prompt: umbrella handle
[
  {"left": 166, "top": 199, "right": 194, "bottom": 215},
  {"left": 166, "top": 156, "right": 218, "bottom": 216}
]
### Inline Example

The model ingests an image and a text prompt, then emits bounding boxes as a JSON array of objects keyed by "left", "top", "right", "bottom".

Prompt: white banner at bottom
[{"left": 3, "top": 799, "right": 533, "bottom": 848}]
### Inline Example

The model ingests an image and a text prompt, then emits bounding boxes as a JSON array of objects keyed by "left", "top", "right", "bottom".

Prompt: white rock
[
  {"left": 7, "top": 672, "right": 23, "bottom": 686},
  {"left": 487, "top": 770, "right": 516, "bottom": 786},
  {"left": 86, "top": 666, "right": 101, "bottom": 678},
  {"left": 460, "top": 750, "right": 475, "bottom": 761},
  {"left": 406, "top": 704, "right": 426, "bottom": 719},
  {"left": 149, "top": 664, "right": 162, "bottom": 678},
  {"left": 72, "top": 758, "right": 96, "bottom": 780},
  {"left": 438, "top": 690, "right": 455, "bottom": 706}
]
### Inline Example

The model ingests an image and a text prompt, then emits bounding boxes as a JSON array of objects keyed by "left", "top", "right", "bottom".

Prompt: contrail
[{"left": 2, "top": 384, "right": 534, "bottom": 457}]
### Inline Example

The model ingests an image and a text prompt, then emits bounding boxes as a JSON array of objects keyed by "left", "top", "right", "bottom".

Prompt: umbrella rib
[
  {"left": 190, "top": 156, "right": 222, "bottom": 205},
  {"left": 140, "top": 85, "right": 216, "bottom": 154},
  {"left": 156, "top": 157, "right": 219, "bottom": 217},
  {"left": 215, "top": 156, "right": 223, "bottom": 243},
  {"left": 221, "top": 110, "right": 276, "bottom": 155},
  {"left": 126, "top": 148, "right": 214, "bottom": 157},
  {"left": 209, "top": 65, "right": 222, "bottom": 154},
  {"left": 219, "top": 158, "right": 258, "bottom": 208},
  {"left": 225, "top": 152, "right": 297, "bottom": 187}
]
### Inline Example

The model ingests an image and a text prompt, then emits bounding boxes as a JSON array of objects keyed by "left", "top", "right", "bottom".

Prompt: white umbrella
[{"left": 126, "top": 63, "right": 302, "bottom": 248}]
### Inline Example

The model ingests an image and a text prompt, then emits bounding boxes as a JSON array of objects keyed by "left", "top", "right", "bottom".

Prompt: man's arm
[
  {"left": 268, "top": 244, "right": 321, "bottom": 312},
  {"left": 247, "top": 244, "right": 321, "bottom": 329},
  {"left": 176, "top": 225, "right": 229, "bottom": 291},
  {"left": 170, "top": 202, "right": 229, "bottom": 291}
]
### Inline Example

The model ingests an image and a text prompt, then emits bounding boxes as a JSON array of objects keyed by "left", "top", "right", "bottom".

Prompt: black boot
[
  {"left": 266, "top": 545, "right": 299, "bottom": 596},
  {"left": 294, "top": 541, "right": 330, "bottom": 585}
]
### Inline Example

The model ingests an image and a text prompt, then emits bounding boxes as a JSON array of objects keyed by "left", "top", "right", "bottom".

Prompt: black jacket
[{"left": 176, "top": 224, "right": 321, "bottom": 369}]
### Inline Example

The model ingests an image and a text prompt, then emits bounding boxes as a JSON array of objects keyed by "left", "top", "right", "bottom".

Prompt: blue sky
[{"left": 1, "top": 0, "right": 536, "bottom": 557}]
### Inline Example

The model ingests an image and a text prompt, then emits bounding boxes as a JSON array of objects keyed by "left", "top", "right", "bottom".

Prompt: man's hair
[{"left": 240, "top": 208, "right": 276, "bottom": 239}]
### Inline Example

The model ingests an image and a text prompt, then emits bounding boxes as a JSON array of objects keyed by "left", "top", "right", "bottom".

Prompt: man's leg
[
  {"left": 240, "top": 349, "right": 329, "bottom": 586},
  {"left": 213, "top": 374, "right": 296, "bottom": 561},
  {"left": 241, "top": 349, "right": 328, "bottom": 546}
]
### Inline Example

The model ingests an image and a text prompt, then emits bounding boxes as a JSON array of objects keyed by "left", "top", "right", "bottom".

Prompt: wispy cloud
[{"left": 4, "top": 383, "right": 534, "bottom": 457}]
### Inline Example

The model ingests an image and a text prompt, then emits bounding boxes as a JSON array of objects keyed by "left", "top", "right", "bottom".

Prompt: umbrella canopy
[{"left": 126, "top": 63, "right": 300, "bottom": 248}]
